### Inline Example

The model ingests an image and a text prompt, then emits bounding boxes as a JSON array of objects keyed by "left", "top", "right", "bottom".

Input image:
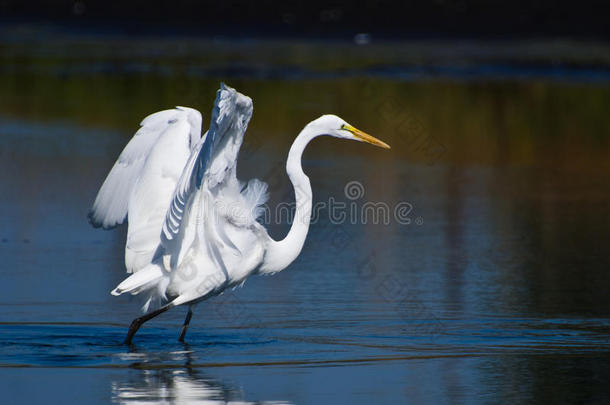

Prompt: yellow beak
[{"left": 343, "top": 124, "right": 391, "bottom": 149}]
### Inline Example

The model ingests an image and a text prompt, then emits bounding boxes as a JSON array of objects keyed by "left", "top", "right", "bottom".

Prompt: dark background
[{"left": 2, "top": 0, "right": 609, "bottom": 39}]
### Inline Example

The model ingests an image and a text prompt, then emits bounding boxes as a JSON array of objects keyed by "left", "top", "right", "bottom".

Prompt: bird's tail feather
[{"left": 111, "top": 264, "right": 165, "bottom": 296}]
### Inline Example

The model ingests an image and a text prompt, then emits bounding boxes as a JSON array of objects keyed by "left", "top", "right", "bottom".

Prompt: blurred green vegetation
[{"left": 1, "top": 38, "right": 609, "bottom": 172}]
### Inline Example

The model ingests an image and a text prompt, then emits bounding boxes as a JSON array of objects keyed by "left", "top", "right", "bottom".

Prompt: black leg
[
  {"left": 178, "top": 305, "right": 194, "bottom": 343},
  {"left": 124, "top": 303, "right": 173, "bottom": 345}
]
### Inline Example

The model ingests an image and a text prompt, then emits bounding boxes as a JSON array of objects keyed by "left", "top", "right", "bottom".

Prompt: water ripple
[{"left": 1, "top": 318, "right": 609, "bottom": 369}]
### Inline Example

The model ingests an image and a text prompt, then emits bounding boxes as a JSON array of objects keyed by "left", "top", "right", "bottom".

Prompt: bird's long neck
[{"left": 259, "top": 127, "right": 316, "bottom": 274}]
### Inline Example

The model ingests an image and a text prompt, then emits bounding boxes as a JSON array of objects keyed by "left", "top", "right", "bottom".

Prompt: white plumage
[{"left": 89, "top": 83, "right": 390, "bottom": 344}]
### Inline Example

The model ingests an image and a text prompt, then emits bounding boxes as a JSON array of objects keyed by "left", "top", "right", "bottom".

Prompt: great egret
[{"left": 89, "top": 83, "right": 390, "bottom": 344}]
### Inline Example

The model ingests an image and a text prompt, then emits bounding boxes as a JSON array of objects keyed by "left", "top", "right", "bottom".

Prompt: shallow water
[{"left": 1, "top": 36, "right": 610, "bottom": 404}]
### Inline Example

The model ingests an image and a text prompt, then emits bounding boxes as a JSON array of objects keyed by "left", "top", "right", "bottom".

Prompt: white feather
[
  {"left": 89, "top": 108, "right": 201, "bottom": 230},
  {"left": 241, "top": 178, "right": 269, "bottom": 222}
]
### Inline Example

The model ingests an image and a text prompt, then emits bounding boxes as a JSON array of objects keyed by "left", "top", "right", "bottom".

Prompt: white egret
[{"left": 89, "top": 83, "right": 390, "bottom": 344}]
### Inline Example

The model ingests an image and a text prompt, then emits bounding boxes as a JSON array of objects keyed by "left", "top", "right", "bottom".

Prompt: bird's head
[{"left": 306, "top": 114, "right": 390, "bottom": 149}]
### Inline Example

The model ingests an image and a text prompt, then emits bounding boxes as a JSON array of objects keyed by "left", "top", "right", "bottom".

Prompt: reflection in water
[
  {"left": 113, "top": 370, "right": 292, "bottom": 405},
  {"left": 112, "top": 369, "right": 238, "bottom": 404},
  {"left": 112, "top": 346, "right": 291, "bottom": 404},
  {"left": 113, "top": 360, "right": 291, "bottom": 404}
]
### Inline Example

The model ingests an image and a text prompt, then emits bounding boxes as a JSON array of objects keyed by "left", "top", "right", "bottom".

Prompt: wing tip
[
  {"left": 87, "top": 209, "right": 122, "bottom": 230},
  {"left": 87, "top": 210, "right": 103, "bottom": 228}
]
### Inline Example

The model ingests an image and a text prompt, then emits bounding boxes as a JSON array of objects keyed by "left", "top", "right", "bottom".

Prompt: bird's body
[{"left": 89, "top": 83, "right": 389, "bottom": 344}]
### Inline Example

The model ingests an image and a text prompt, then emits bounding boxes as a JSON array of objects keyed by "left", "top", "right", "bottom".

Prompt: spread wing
[
  {"left": 88, "top": 107, "right": 202, "bottom": 229},
  {"left": 160, "top": 83, "right": 256, "bottom": 269}
]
